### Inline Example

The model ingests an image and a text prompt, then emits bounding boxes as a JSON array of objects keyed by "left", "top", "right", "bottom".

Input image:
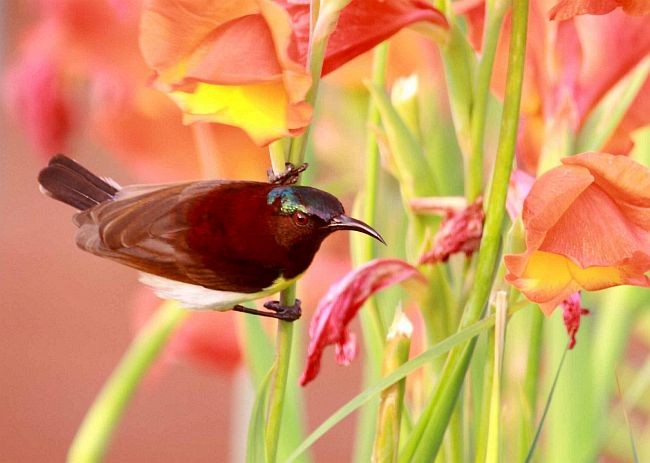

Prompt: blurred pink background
[{"left": 0, "top": 2, "right": 365, "bottom": 461}]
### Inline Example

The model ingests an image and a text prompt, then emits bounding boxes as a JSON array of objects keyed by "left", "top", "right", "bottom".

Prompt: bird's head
[{"left": 266, "top": 186, "right": 385, "bottom": 252}]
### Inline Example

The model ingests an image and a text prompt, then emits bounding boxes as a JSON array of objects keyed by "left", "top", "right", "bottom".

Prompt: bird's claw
[
  {"left": 232, "top": 299, "right": 302, "bottom": 322},
  {"left": 264, "top": 299, "right": 302, "bottom": 321},
  {"left": 267, "top": 163, "right": 309, "bottom": 185}
]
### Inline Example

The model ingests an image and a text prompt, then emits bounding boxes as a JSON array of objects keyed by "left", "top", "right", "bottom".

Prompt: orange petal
[
  {"left": 278, "top": 0, "right": 448, "bottom": 75},
  {"left": 183, "top": 14, "right": 284, "bottom": 85},
  {"left": 521, "top": 164, "right": 594, "bottom": 252},
  {"left": 572, "top": 11, "right": 650, "bottom": 121},
  {"left": 549, "top": 0, "right": 650, "bottom": 20},
  {"left": 140, "top": 0, "right": 259, "bottom": 73},
  {"left": 563, "top": 153, "right": 650, "bottom": 216},
  {"left": 549, "top": 0, "right": 619, "bottom": 20}
]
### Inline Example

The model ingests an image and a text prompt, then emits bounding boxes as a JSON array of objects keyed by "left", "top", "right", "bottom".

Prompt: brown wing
[{"left": 72, "top": 180, "right": 258, "bottom": 290}]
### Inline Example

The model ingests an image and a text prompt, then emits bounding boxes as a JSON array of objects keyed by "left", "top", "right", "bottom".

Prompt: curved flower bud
[
  {"left": 504, "top": 152, "right": 650, "bottom": 314},
  {"left": 418, "top": 197, "right": 485, "bottom": 264}
]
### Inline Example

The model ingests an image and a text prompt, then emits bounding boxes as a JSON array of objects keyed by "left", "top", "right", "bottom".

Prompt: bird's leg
[
  {"left": 264, "top": 299, "right": 302, "bottom": 319},
  {"left": 232, "top": 299, "right": 302, "bottom": 322},
  {"left": 267, "top": 162, "right": 309, "bottom": 185}
]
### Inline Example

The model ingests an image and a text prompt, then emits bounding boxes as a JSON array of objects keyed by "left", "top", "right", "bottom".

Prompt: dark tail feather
[{"left": 38, "top": 155, "right": 119, "bottom": 210}]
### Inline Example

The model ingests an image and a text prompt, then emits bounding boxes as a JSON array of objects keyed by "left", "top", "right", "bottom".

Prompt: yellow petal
[
  {"left": 510, "top": 250, "right": 625, "bottom": 315},
  {"left": 168, "top": 81, "right": 311, "bottom": 145}
]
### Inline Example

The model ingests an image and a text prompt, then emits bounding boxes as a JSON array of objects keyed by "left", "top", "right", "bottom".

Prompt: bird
[{"left": 37, "top": 155, "right": 385, "bottom": 321}]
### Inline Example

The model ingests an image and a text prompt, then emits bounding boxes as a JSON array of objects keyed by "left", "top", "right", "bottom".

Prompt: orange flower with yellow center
[
  {"left": 139, "top": 0, "right": 447, "bottom": 146},
  {"left": 140, "top": 0, "right": 313, "bottom": 146},
  {"left": 505, "top": 152, "right": 650, "bottom": 314}
]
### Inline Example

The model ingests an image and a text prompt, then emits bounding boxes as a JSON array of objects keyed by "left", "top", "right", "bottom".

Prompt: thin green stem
[
  {"left": 288, "top": 0, "right": 333, "bottom": 165},
  {"left": 350, "top": 43, "right": 389, "bottom": 463},
  {"left": 68, "top": 302, "right": 187, "bottom": 463},
  {"left": 525, "top": 348, "right": 569, "bottom": 463},
  {"left": 468, "top": 0, "right": 509, "bottom": 201},
  {"left": 265, "top": 288, "right": 297, "bottom": 463},
  {"left": 266, "top": 2, "right": 342, "bottom": 459},
  {"left": 359, "top": 42, "right": 389, "bottom": 338},
  {"left": 269, "top": 140, "right": 287, "bottom": 174},
  {"left": 399, "top": 0, "right": 529, "bottom": 459}
]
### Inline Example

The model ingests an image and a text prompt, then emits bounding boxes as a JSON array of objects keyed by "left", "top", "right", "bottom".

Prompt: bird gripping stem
[{"left": 267, "top": 162, "right": 309, "bottom": 185}]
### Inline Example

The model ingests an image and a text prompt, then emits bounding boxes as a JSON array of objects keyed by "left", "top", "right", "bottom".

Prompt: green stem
[
  {"left": 359, "top": 42, "right": 389, "bottom": 338},
  {"left": 265, "top": 288, "right": 297, "bottom": 463},
  {"left": 68, "top": 302, "right": 188, "bottom": 463},
  {"left": 468, "top": 0, "right": 509, "bottom": 201},
  {"left": 266, "top": 2, "right": 341, "bottom": 458},
  {"left": 265, "top": 139, "right": 301, "bottom": 460},
  {"left": 269, "top": 140, "right": 287, "bottom": 174},
  {"left": 351, "top": 43, "right": 389, "bottom": 463},
  {"left": 288, "top": 0, "right": 333, "bottom": 165},
  {"left": 399, "top": 0, "right": 529, "bottom": 459}
]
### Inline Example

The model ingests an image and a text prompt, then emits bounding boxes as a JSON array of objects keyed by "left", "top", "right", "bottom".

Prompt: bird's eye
[{"left": 293, "top": 211, "right": 309, "bottom": 226}]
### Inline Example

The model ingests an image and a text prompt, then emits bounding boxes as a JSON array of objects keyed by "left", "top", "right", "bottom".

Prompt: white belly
[{"left": 139, "top": 273, "right": 298, "bottom": 310}]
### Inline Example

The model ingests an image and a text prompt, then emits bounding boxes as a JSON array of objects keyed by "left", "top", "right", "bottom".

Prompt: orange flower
[
  {"left": 504, "top": 152, "right": 650, "bottom": 314},
  {"left": 549, "top": 0, "right": 650, "bottom": 20},
  {"left": 4, "top": 0, "right": 273, "bottom": 181},
  {"left": 139, "top": 0, "right": 447, "bottom": 145},
  {"left": 457, "top": 0, "right": 650, "bottom": 174}
]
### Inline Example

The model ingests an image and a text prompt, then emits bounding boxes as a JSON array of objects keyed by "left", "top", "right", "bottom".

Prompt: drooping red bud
[
  {"left": 560, "top": 292, "right": 590, "bottom": 349},
  {"left": 420, "top": 198, "right": 485, "bottom": 265},
  {"left": 300, "top": 258, "right": 425, "bottom": 386}
]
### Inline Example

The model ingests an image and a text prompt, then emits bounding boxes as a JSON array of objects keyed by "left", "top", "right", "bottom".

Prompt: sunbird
[{"left": 38, "top": 155, "right": 384, "bottom": 321}]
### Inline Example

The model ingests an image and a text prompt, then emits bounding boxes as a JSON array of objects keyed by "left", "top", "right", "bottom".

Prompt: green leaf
[
  {"left": 441, "top": 23, "right": 477, "bottom": 158},
  {"left": 68, "top": 302, "right": 187, "bottom": 463},
  {"left": 243, "top": 313, "right": 275, "bottom": 387},
  {"left": 366, "top": 82, "right": 438, "bottom": 200},
  {"left": 286, "top": 314, "right": 497, "bottom": 463},
  {"left": 247, "top": 368, "right": 273, "bottom": 463}
]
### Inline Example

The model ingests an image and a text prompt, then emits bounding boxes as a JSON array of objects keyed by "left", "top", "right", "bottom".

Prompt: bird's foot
[
  {"left": 267, "top": 163, "right": 309, "bottom": 185},
  {"left": 232, "top": 299, "right": 302, "bottom": 322}
]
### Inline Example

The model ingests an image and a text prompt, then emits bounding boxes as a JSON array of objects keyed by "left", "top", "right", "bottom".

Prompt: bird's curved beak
[{"left": 327, "top": 215, "right": 386, "bottom": 245}]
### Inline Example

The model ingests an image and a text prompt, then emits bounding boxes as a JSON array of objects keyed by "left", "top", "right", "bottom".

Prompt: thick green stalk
[
  {"left": 485, "top": 292, "right": 508, "bottom": 463},
  {"left": 399, "top": 0, "right": 529, "bottom": 459},
  {"left": 68, "top": 302, "right": 188, "bottom": 463},
  {"left": 467, "top": 0, "right": 509, "bottom": 200}
]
